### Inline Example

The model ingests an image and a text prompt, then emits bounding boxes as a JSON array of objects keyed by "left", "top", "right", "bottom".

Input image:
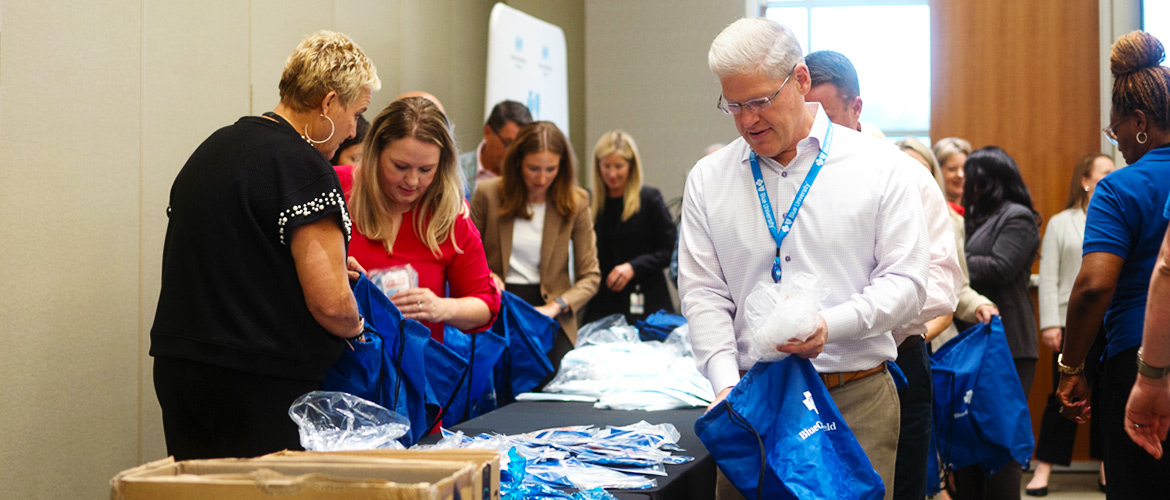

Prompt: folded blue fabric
[{"left": 695, "top": 357, "right": 884, "bottom": 500}]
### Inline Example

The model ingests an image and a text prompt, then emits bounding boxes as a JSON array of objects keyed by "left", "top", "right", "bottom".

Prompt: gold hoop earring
[
  {"left": 304, "top": 114, "right": 335, "bottom": 145},
  {"left": 1137, "top": 131, "right": 1148, "bottom": 144}
]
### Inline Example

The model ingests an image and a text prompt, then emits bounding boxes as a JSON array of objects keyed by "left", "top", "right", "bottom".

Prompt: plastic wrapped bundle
[
  {"left": 288, "top": 391, "right": 410, "bottom": 451},
  {"left": 744, "top": 272, "right": 830, "bottom": 362}
]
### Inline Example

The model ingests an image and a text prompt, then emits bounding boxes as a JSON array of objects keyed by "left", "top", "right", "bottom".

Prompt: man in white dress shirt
[
  {"left": 679, "top": 18, "right": 931, "bottom": 499},
  {"left": 805, "top": 49, "right": 962, "bottom": 500}
]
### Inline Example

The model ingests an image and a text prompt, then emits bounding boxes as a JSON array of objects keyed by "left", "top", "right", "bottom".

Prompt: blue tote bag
[
  {"left": 320, "top": 275, "right": 432, "bottom": 446},
  {"left": 492, "top": 291, "right": 558, "bottom": 404},
  {"left": 928, "top": 316, "right": 1033, "bottom": 493},
  {"left": 442, "top": 325, "right": 507, "bottom": 426},
  {"left": 695, "top": 357, "right": 885, "bottom": 500},
  {"left": 423, "top": 337, "right": 469, "bottom": 433}
]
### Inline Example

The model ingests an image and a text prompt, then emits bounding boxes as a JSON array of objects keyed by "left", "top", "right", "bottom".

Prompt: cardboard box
[
  {"left": 270, "top": 449, "right": 501, "bottom": 500},
  {"left": 110, "top": 454, "right": 474, "bottom": 500}
]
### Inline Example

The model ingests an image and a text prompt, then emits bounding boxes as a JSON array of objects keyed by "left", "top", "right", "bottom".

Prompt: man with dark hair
[
  {"left": 805, "top": 49, "right": 962, "bottom": 500},
  {"left": 460, "top": 100, "right": 533, "bottom": 197},
  {"left": 804, "top": 50, "right": 867, "bottom": 133}
]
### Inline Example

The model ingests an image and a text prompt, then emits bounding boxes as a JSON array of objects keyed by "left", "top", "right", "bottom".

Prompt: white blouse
[{"left": 506, "top": 202, "right": 546, "bottom": 285}]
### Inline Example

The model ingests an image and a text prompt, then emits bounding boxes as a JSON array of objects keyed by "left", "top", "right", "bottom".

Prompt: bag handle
[{"left": 725, "top": 402, "right": 767, "bottom": 499}]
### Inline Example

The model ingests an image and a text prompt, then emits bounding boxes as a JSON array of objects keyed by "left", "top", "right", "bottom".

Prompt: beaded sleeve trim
[{"left": 277, "top": 189, "right": 352, "bottom": 244}]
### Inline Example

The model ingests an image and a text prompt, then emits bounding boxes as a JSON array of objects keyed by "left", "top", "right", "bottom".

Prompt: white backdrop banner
[{"left": 484, "top": 3, "right": 569, "bottom": 135}]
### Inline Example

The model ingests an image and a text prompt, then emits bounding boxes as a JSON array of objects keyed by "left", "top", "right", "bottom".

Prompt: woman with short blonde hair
[
  {"left": 152, "top": 30, "right": 379, "bottom": 460},
  {"left": 585, "top": 130, "right": 676, "bottom": 324},
  {"left": 338, "top": 97, "right": 499, "bottom": 341}
]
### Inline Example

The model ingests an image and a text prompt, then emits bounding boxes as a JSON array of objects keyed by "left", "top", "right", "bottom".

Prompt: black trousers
[
  {"left": 153, "top": 356, "right": 316, "bottom": 460},
  {"left": 1034, "top": 329, "right": 1105, "bottom": 464},
  {"left": 894, "top": 335, "right": 932, "bottom": 500},
  {"left": 1100, "top": 347, "right": 1170, "bottom": 499},
  {"left": 952, "top": 357, "right": 1035, "bottom": 500}
]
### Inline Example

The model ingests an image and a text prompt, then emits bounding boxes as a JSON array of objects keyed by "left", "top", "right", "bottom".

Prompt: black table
[{"left": 426, "top": 401, "right": 715, "bottom": 500}]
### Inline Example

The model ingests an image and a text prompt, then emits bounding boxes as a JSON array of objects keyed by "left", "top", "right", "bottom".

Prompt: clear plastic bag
[
  {"left": 744, "top": 272, "right": 830, "bottom": 362},
  {"left": 288, "top": 390, "right": 410, "bottom": 451},
  {"left": 368, "top": 264, "right": 418, "bottom": 299},
  {"left": 575, "top": 314, "right": 639, "bottom": 346}
]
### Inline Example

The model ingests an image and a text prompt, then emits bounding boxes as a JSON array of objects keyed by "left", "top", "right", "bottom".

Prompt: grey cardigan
[{"left": 965, "top": 202, "right": 1041, "bottom": 360}]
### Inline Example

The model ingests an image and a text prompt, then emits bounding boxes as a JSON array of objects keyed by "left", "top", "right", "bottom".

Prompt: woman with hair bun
[{"left": 1057, "top": 30, "right": 1170, "bottom": 497}]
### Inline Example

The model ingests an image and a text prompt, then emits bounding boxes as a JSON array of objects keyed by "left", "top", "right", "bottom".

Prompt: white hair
[{"left": 708, "top": 18, "right": 804, "bottom": 81}]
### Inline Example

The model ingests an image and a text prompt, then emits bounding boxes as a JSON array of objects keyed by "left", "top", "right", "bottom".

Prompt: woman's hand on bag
[
  {"left": 535, "top": 302, "right": 561, "bottom": 319},
  {"left": 346, "top": 256, "right": 366, "bottom": 283},
  {"left": 1056, "top": 373, "right": 1091, "bottom": 423},
  {"left": 975, "top": 304, "right": 998, "bottom": 323},
  {"left": 606, "top": 263, "right": 635, "bottom": 292},
  {"left": 1041, "top": 327, "right": 1063, "bottom": 352},
  {"left": 391, "top": 287, "right": 451, "bottom": 324},
  {"left": 776, "top": 314, "right": 827, "bottom": 359}
]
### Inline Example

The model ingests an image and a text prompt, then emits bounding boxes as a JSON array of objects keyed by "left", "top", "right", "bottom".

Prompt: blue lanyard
[{"left": 750, "top": 122, "right": 833, "bottom": 283}]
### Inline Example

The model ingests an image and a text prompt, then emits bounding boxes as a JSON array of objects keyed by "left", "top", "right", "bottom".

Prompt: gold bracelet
[{"left": 1057, "top": 353, "right": 1084, "bottom": 375}]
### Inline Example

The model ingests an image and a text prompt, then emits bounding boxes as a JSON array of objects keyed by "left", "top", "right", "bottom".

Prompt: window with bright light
[
  {"left": 764, "top": 1, "right": 931, "bottom": 140},
  {"left": 1143, "top": 1, "right": 1170, "bottom": 51}
]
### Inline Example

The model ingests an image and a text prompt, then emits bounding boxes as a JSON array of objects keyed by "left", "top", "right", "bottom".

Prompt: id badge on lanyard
[{"left": 750, "top": 122, "right": 833, "bottom": 283}]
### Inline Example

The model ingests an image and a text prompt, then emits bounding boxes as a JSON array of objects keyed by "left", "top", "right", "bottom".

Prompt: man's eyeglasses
[
  {"left": 489, "top": 126, "right": 514, "bottom": 148},
  {"left": 717, "top": 64, "right": 797, "bottom": 115},
  {"left": 1102, "top": 114, "right": 1129, "bottom": 146}
]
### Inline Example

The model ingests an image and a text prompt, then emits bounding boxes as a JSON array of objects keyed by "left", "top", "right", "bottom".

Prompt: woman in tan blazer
[{"left": 470, "top": 121, "right": 600, "bottom": 369}]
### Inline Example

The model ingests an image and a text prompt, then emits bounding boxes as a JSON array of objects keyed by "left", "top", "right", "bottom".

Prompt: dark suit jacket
[
  {"left": 470, "top": 177, "right": 601, "bottom": 343},
  {"left": 584, "top": 186, "right": 676, "bottom": 323},
  {"left": 965, "top": 201, "right": 1041, "bottom": 360}
]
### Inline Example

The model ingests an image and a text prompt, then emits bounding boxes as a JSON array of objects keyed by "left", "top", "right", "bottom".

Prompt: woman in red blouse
[{"left": 336, "top": 96, "right": 499, "bottom": 341}]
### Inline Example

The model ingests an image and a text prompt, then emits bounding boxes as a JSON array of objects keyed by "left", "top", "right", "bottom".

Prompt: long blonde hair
[
  {"left": 591, "top": 130, "right": 643, "bottom": 222},
  {"left": 349, "top": 97, "right": 464, "bottom": 257}
]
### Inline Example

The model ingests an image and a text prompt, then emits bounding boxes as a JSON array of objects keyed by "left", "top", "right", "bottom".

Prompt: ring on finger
[{"left": 417, "top": 301, "right": 422, "bottom": 313}]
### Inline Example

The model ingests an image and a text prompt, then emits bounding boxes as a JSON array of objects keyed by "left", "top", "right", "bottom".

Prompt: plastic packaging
[
  {"left": 574, "top": 314, "right": 640, "bottom": 346},
  {"left": 368, "top": 264, "right": 418, "bottom": 299},
  {"left": 744, "top": 272, "right": 831, "bottom": 362},
  {"left": 543, "top": 319, "right": 714, "bottom": 410},
  {"left": 288, "top": 390, "right": 410, "bottom": 451}
]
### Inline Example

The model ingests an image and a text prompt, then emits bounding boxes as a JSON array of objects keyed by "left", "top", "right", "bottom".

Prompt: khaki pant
[{"left": 716, "top": 370, "right": 900, "bottom": 500}]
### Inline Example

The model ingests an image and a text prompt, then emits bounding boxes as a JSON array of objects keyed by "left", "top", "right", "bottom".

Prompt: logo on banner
[{"left": 515, "top": 36, "right": 523, "bottom": 52}]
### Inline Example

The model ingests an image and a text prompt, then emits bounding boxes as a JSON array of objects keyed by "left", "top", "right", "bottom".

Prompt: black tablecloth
[{"left": 426, "top": 401, "right": 715, "bottom": 500}]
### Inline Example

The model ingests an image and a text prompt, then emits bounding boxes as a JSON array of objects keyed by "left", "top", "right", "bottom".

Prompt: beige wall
[
  {"left": 584, "top": 0, "right": 743, "bottom": 205},
  {"left": 0, "top": 1, "right": 576, "bottom": 498}
]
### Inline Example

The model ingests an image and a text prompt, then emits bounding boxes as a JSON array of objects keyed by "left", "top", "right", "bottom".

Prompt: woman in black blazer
[
  {"left": 584, "top": 130, "right": 676, "bottom": 324},
  {"left": 953, "top": 145, "right": 1042, "bottom": 499}
]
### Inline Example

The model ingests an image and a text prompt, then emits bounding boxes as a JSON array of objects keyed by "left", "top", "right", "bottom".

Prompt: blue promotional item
[
  {"left": 320, "top": 275, "right": 432, "bottom": 446},
  {"left": 695, "top": 357, "right": 884, "bottom": 500},
  {"left": 423, "top": 337, "right": 469, "bottom": 433},
  {"left": 749, "top": 120, "right": 833, "bottom": 283},
  {"left": 442, "top": 324, "right": 507, "bottom": 426},
  {"left": 633, "top": 310, "right": 686, "bottom": 342},
  {"left": 492, "top": 291, "right": 558, "bottom": 404},
  {"left": 928, "top": 317, "right": 1034, "bottom": 494}
]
